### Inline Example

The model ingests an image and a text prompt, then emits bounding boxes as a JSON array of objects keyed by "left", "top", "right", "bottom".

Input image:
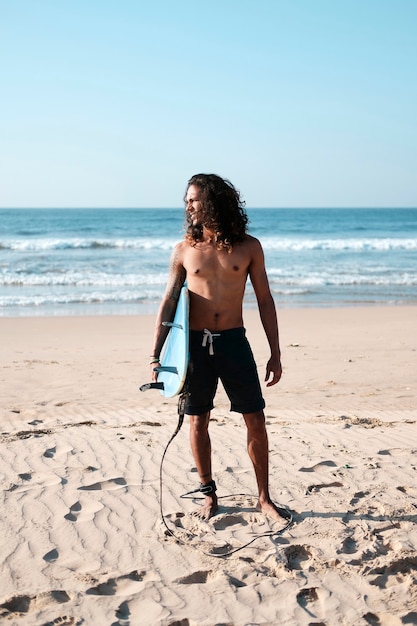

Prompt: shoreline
[
  {"left": 2, "top": 299, "right": 417, "bottom": 313},
  {"left": 2, "top": 298, "right": 417, "bottom": 319}
]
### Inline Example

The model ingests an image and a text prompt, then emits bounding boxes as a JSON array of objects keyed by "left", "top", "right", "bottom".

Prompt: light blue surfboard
[{"left": 140, "top": 285, "right": 189, "bottom": 398}]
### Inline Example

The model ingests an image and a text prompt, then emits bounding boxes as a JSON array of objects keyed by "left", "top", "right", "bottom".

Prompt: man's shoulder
[
  {"left": 174, "top": 240, "right": 189, "bottom": 252},
  {"left": 244, "top": 234, "right": 261, "bottom": 244},
  {"left": 241, "top": 234, "right": 263, "bottom": 251}
]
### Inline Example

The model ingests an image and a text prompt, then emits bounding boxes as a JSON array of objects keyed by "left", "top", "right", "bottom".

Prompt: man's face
[{"left": 185, "top": 184, "right": 202, "bottom": 225}]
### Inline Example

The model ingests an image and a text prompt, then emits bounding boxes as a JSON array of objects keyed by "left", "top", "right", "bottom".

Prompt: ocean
[{"left": 1, "top": 208, "right": 416, "bottom": 317}]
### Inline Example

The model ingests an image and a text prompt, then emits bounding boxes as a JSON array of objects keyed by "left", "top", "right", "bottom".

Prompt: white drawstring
[{"left": 202, "top": 329, "right": 220, "bottom": 355}]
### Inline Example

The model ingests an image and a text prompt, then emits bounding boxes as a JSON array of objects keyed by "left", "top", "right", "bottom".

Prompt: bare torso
[
  {"left": 152, "top": 227, "right": 280, "bottom": 387},
  {"left": 179, "top": 236, "right": 256, "bottom": 331}
]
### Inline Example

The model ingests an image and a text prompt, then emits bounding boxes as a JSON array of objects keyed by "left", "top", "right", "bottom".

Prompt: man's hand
[
  {"left": 265, "top": 355, "right": 282, "bottom": 387},
  {"left": 150, "top": 359, "right": 160, "bottom": 382}
]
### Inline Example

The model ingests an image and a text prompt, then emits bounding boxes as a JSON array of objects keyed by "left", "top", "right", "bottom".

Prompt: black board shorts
[{"left": 185, "top": 327, "right": 265, "bottom": 415}]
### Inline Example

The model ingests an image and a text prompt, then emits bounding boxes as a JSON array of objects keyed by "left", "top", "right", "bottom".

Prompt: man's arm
[
  {"left": 248, "top": 238, "right": 282, "bottom": 387},
  {"left": 150, "top": 244, "right": 186, "bottom": 376}
]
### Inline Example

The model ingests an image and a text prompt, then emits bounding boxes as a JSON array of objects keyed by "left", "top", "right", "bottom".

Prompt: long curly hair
[{"left": 184, "top": 173, "right": 248, "bottom": 252}]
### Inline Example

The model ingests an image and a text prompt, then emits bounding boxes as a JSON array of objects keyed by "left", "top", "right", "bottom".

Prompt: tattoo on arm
[{"left": 166, "top": 249, "right": 186, "bottom": 302}]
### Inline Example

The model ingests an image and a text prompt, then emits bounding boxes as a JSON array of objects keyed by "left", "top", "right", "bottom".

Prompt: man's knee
[
  {"left": 243, "top": 411, "right": 266, "bottom": 433},
  {"left": 190, "top": 412, "right": 211, "bottom": 432},
  {"left": 243, "top": 410, "right": 265, "bottom": 421}
]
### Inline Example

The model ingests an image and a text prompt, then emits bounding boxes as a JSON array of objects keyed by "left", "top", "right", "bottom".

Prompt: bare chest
[{"left": 183, "top": 245, "right": 250, "bottom": 281}]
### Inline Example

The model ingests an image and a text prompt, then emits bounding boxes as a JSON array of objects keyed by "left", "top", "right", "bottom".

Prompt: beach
[{"left": 1, "top": 306, "right": 416, "bottom": 625}]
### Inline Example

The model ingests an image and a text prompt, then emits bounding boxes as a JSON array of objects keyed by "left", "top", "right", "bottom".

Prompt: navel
[
  {"left": 233, "top": 265, "right": 239, "bottom": 271},
  {"left": 194, "top": 269, "right": 200, "bottom": 274}
]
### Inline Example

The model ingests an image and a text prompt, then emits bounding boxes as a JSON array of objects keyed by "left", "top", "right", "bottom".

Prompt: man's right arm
[{"left": 150, "top": 243, "right": 186, "bottom": 372}]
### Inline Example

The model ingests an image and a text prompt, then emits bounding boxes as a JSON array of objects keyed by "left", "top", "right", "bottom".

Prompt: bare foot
[
  {"left": 258, "top": 499, "right": 292, "bottom": 523},
  {"left": 192, "top": 495, "right": 219, "bottom": 520}
]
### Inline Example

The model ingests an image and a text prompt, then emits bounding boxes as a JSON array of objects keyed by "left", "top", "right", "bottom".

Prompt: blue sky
[{"left": 1, "top": 0, "right": 416, "bottom": 208}]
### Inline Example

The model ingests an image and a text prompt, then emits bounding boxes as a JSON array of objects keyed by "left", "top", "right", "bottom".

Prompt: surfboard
[{"left": 140, "top": 285, "right": 189, "bottom": 398}]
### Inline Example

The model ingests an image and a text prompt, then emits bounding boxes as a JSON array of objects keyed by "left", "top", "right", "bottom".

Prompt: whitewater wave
[
  {"left": 0, "top": 237, "right": 178, "bottom": 252},
  {"left": 266, "top": 270, "right": 417, "bottom": 287},
  {"left": 1, "top": 236, "right": 417, "bottom": 253},
  {"left": 0, "top": 271, "right": 168, "bottom": 287},
  {"left": 2, "top": 268, "right": 417, "bottom": 289},
  {"left": 0, "top": 289, "right": 162, "bottom": 308},
  {"left": 261, "top": 237, "right": 417, "bottom": 252}
]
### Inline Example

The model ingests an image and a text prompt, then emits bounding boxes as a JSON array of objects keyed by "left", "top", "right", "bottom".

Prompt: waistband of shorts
[{"left": 190, "top": 327, "right": 245, "bottom": 338}]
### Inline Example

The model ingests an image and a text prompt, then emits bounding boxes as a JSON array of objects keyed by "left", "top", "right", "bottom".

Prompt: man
[{"left": 150, "top": 173, "right": 289, "bottom": 522}]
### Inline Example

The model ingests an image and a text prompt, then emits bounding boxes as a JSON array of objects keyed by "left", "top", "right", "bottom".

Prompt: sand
[{"left": 0, "top": 306, "right": 416, "bottom": 626}]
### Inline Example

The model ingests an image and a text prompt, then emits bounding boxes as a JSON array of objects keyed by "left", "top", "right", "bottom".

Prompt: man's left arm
[{"left": 248, "top": 239, "right": 282, "bottom": 387}]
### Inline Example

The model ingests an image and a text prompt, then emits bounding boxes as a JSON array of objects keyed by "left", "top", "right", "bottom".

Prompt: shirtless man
[{"left": 150, "top": 173, "right": 289, "bottom": 522}]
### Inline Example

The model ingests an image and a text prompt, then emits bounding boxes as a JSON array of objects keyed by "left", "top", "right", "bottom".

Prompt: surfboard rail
[{"left": 140, "top": 285, "right": 189, "bottom": 398}]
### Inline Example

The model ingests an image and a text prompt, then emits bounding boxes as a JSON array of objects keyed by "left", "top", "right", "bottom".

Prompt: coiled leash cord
[{"left": 159, "top": 391, "right": 293, "bottom": 558}]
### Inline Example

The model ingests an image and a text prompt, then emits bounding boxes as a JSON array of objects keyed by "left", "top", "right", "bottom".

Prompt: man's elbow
[{"left": 257, "top": 291, "right": 275, "bottom": 310}]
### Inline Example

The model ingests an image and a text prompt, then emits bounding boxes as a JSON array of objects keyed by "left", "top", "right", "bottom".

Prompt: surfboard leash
[
  {"left": 158, "top": 386, "right": 189, "bottom": 538},
  {"left": 157, "top": 387, "right": 294, "bottom": 558}
]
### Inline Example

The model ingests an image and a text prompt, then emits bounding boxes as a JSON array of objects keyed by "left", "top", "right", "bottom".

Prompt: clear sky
[{"left": 1, "top": 0, "right": 416, "bottom": 208}]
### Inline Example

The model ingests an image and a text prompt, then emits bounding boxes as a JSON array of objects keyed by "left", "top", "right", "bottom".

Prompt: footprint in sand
[
  {"left": 338, "top": 536, "right": 358, "bottom": 555},
  {"left": 113, "top": 600, "right": 130, "bottom": 626},
  {"left": 86, "top": 570, "right": 146, "bottom": 596},
  {"left": 78, "top": 477, "right": 127, "bottom": 491},
  {"left": 296, "top": 587, "right": 327, "bottom": 622},
  {"left": 378, "top": 448, "right": 416, "bottom": 456},
  {"left": 350, "top": 490, "right": 370, "bottom": 506},
  {"left": 306, "top": 481, "right": 343, "bottom": 494},
  {"left": 5, "top": 473, "right": 32, "bottom": 492},
  {"left": 225, "top": 465, "right": 250, "bottom": 475},
  {"left": 111, "top": 595, "right": 167, "bottom": 625},
  {"left": 213, "top": 514, "right": 249, "bottom": 530},
  {"left": 18, "top": 472, "right": 32, "bottom": 481},
  {"left": 7, "top": 472, "right": 63, "bottom": 493},
  {"left": 296, "top": 586, "right": 319, "bottom": 607},
  {"left": 397, "top": 485, "right": 417, "bottom": 497},
  {"left": 43, "top": 443, "right": 74, "bottom": 459},
  {"left": 285, "top": 544, "right": 312, "bottom": 571},
  {"left": 43, "top": 548, "right": 59, "bottom": 563},
  {"left": 364, "top": 612, "right": 417, "bottom": 626},
  {"left": 0, "top": 591, "right": 70, "bottom": 619},
  {"left": 64, "top": 500, "right": 103, "bottom": 522},
  {"left": 174, "top": 570, "right": 212, "bottom": 584},
  {"left": 64, "top": 501, "right": 82, "bottom": 522},
  {"left": 299, "top": 460, "right": 337, "bottom": 473},
  {"left": 43, "top": 446, "right": 56, "bottom": 458},
  {"left": 369, "top": 555, "right": 417, "bottom": 589}
]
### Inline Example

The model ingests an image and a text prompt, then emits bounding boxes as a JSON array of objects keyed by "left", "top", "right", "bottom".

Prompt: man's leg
[
  {"left": 189, "top": 412, "right": 218, "bottom": 520},
  {"left": 243, "top": 410, "right": 290, "bottom": 521}
]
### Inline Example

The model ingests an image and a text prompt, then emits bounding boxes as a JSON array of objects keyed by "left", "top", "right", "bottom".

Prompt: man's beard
[{"left": 189, "top": 222, "right": 203, "bottom": 242}]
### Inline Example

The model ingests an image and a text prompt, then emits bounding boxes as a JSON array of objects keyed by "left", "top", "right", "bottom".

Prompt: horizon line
[{"left": 1, "top": 206, "right": 417, "bottom": 211}]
